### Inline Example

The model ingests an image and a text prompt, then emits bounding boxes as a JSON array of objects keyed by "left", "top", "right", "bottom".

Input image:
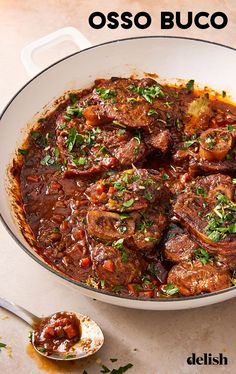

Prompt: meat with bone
[
  {"left": 86, "top": 210, "right": 136, "bottom": 242},
  {"left": 167, "top": 260, "right": 231, "bottom": 296},
  {"left": 173, "top": 174, "right": 236, "bottom": 258},
  {"left": 164, "top": 232, "right": 198, "bottom": 263}
]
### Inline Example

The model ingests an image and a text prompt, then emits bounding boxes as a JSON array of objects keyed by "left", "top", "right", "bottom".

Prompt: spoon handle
[{"left": 0, "top": 296, "right": 39, "bottom": 326}]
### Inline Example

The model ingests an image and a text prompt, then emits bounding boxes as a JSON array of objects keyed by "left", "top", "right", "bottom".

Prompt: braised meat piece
[
  {"left": 84, "top": 77, "right": 166, "bottom": 129},
  {"left": 164, "top": 233, "right": 198, "bottom": 263},
  {"left": 87, "top": 208, "right": 167, "bottom": 252},
  {"left": 144, "top": 128, "right": 170, "bottom": 153},
  {"left": 189, "top": 157, "right": 236, "bottom": 174},
  {"left": 56, "top": 119, "right": 117, "bottom": 176},
  {"left": 175, "top": 126, "right": 236, "bottom": 175},
  {"left": 56, "top": 113, "right": 149, "bottom": 176},
  {"left": 126, "top": 209, "right": 168, "bottom": 252},
  {"left": 113, "top": 137, "right": 147, "bottom": 165},
  {"left": 167, "top": 260, "right": 231, "bottom": 296},
  {"left": 173, "top": 174, "right": 236, "bottom": 258},
  {"left": 85, "top": 168, "right": 170, "bottom": 212},
  {"left": 191, "top": 126, "right": 236, "bottom": 174},
  {"left": 190, "top": 173, "right": 234, "bottom": 200},
  {"left": 91, "top": 244, "right": 143, "bottom": 286}
]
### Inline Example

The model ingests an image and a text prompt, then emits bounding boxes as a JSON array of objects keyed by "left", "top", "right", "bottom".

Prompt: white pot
[{"left": 1, "top": 28, "right": 236, "bottom": 310}]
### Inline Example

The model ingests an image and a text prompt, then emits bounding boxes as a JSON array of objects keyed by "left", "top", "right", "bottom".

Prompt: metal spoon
[{"left": 0, "top": 296, "right": 104, "bottom": 360}]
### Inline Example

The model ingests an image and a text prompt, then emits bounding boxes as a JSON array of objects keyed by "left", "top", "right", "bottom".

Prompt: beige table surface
[{"left": 1, "top": 1, "right": 236, "bottom": 373}]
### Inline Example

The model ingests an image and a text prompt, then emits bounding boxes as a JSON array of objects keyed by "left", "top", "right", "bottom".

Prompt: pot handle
[{"left": 21, "top": 27, "right": 92, "bottom": 78}]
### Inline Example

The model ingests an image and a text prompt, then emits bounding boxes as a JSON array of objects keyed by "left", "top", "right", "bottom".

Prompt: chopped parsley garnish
[
  {"left": 184, "top": 139, "right": 197, "bottom": 148},
  {"left": 132, "top": 284, "right": 143, "bottom": 292},
  {"left": 65, "top": 105, "right": 83, "bottom": 118},
  {"left": 40, "top": 154, "right": 55, "bottom": 166},
  {"left": 121, "top": 251, "right": 129, "bottom": 263},
  {"left": 73, "top": 157, "right": 87, "bottom": 166},
  {"left": 162, "top": 173, "right": 169, "bottom": 181},
  {"left": 143, "top": 178, "right": 154, "bottom": 186},
  {"left": 110, "top": 358, "right": 118, "bottom": 363},
  {"left": 130, "top": 175, "right": 139, "bottom": 183},
  {"left": 18, "top": 148, "right": 28, "bottom": 155},
  {"left": 113, "top": 182, "right": 126, "bottom": 191},
  {"left": 96, "top": 87, "right": 117, "bottom": 100},
  {"left": 99, "top": 146, "right": 109, "bottom": 154},
  {"left": 58, "top": 122, "right": 67, "bottom": 130},
  {"left": 186, "top": 79, "right": 195, "bottom": 92},
  {"left": 175, "top": 118, "right": 182, "bottom": 129},
  {"left": 69, "top": 92, "right": 77, "bottom": 104},
  {"left": 145, "top": 237, "right": 157, "bottom": 242},
  {"left": 231, "top": 270, "right": 236, "bottom": 286},
  {"left": 53, "top": 227, "right": 60, "bottom": 233},
  {"left": 128, "top": 84, "right": 164, "bottom": 103},
  {"left": 0, "top": 342, "right": 7, "bottom": 349},
  {"left": 123, "top": 198, "right": 135, "bottom": 208},
  {"left": 118, "top": 129, "right": 126, "bottom": 135},
  {"left": 64, "top": 354, "right": 77, "bottom": 359},
  {"left": 196, "top": 186, "right": 207, "bottom": 197},
  {"left": 113, "top": 239, "right": 128, "bottom": 265},
  {"left": 144, "top": 192, "right": 153, "bottom": 201},
  {"left": 112, "top": 285, "right": 124, "bottom": 292},
  {"left": 136, "top": 216, "right": 154, "bottom": 231},
  {"left": 113, "top": 238, "right": 124, "bottom": 250},
  {"left": 205, "top": 192, "right": 236, "bottom": 242},
  {"left": 222, "top": 90, "right": 227, "bottom": 98},
  {"left": 31, "top": 131, "right": 47, "bottom": 147},
  {"left": 66, "top": 128, "right": 84, "bottom": 152},
  {"left": 37, "top": 346, "right": 46, "bottom": 353},
  {"left": 147, "top": 262, "right": 158, "bottom": 277},
  {"left": 194, "top": 248, "right": 213, "bottom": 265},
  {"left": 227, "top": 125, "right": 234, "bottom": 131},
  {"left": 119, "top": 213, "right": 130, "bottom": 220},
  {"left": 54, "top": 147, "right": 60, "bottom": 158},
  {"left": 161, "top": 283, "right": 179, "bottom": 296},
  {"left": 147, "top": 108, "right": 158, "bottom": 116}
]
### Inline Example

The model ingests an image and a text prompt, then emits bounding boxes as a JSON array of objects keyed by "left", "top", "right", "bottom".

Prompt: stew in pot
[{"left": 12, "top": 76, "right": 236, "bottom": 299}]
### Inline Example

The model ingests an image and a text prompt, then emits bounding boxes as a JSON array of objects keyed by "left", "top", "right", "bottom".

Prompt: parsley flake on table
[
  {"left": 111, "top": 363, "right": 133, "bottom": 373},
  {"left": 0, "top": 342, "right": 7, "bottom": 349}
]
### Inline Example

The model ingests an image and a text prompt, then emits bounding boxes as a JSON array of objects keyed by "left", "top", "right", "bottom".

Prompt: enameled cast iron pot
[{"left": 1, "top": 28, "right": 236, "bottom": 310}]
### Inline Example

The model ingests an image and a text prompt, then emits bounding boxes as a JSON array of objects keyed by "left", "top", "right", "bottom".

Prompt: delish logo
[{"left": 187, "top": 353, "right": 228, "bottom": 366}]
